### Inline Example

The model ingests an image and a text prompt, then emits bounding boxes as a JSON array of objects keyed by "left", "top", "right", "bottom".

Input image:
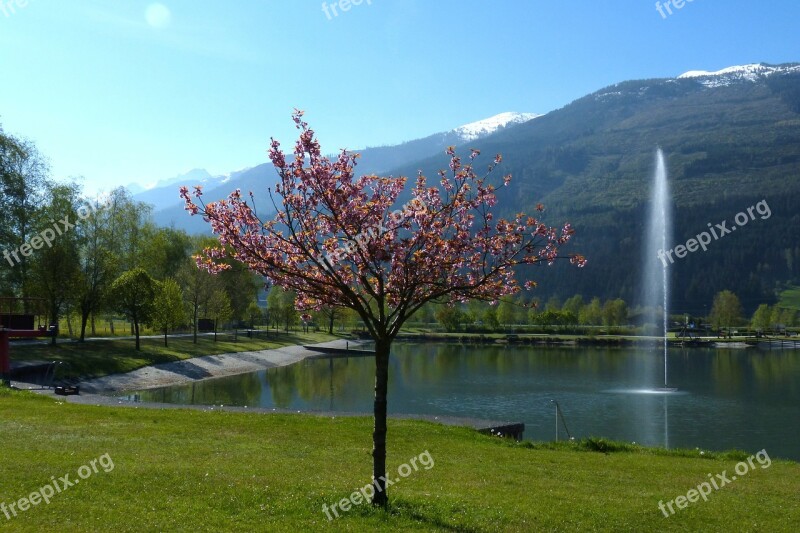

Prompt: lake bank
[
  {"left": 71, "top": 338, "right": 365, "bottom": 393},
  {"left": 118, "top": 343, "right": 800, "bottom": 460},
  {"left": 395, "top": 331, "right": 772, "bottom": 348}
]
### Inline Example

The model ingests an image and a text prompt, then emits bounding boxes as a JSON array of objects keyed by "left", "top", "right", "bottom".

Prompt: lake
[{"left": 126, "top": 343, "right": 800, "bottom": 460}]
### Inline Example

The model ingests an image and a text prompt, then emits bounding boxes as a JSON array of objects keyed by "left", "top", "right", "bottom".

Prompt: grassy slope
[
  {"left": 0, "top": 389, "right": 797, "bottom": 532},
  {"left": 10, "top": 331, "right": 335, "bottom": 380},
  {"left": 778, "top": 286, "right": 800, "bottom": 310}
]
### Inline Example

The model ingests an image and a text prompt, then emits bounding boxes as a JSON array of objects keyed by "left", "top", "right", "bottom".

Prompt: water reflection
[
  {"left": 664, "top": 395, "right": 669, "bottom": 449},
  {"left": 126, "top": 344, "right": 800, "bottom": 460}
]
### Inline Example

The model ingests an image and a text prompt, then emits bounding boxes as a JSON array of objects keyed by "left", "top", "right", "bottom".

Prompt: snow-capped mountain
[
  {"left": 134, "top": 113, "right": 539, "bottom": 212},
  {"left": 337, "top": 111, "right": 542, "bottom": 177},
  {"left": 148, "top": 111, "right": 542, "bottom": 231},
  {"left": 454, "top": 112, "right": 541, "bottom": 142},
  {"left": 145, "top": 168, "right": 214, "bottom": 191},
  {"left": 592, "top": 62, "right": 800, "bottom": 102},
  {"left": 678, "top": 63, "right": 800, "bottom": 88},
  {"left": 133, "top": 168, "right": 244, "bottom": 212}
]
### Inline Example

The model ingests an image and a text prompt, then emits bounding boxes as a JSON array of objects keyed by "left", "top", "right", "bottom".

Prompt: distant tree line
[
  {"left": 223, "top": 286, "right": 800, "bottom": 336},
  {"left": 407, "top": 289, "right": 798, "bottom": 334},
  {"left": 708, "top": 289, "right": 796, "bottom": 334},
  {"left": 412, "top": 294, "right": 631, "bottom": 333}
]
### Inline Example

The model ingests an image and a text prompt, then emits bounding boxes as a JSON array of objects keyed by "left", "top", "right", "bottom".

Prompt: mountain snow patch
[
  {"left": 454, "top": 112, "right": 541, "bottom": 142},
  {"left": 678, "top": 63, "right": 800, "bottom": 87}
]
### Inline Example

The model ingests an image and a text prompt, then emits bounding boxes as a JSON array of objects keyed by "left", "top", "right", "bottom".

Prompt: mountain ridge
[
  {"left": 144, "top": 61, "right": 800, "bottom": 311},
  {"left": 146, "top": 111, "right": 540, "bottom": 227},
  {"left": 382, "top": 61, "right": 800, "bottom": 311}
]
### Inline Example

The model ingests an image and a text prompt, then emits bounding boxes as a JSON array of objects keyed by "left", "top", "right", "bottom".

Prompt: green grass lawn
[
  {"left": 778, "top": 285, "right": 800, "bottom": 311},
  {"left": 0, "top": 388, "right": 797, "bottom": 532},
  {"left": 10, "top": 331, "right": 336, "bottom": 380}
]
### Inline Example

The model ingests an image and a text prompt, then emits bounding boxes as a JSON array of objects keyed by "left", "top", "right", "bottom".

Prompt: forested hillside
[{"left": 389, "top": 65, "right": 800, "bottom": 313}]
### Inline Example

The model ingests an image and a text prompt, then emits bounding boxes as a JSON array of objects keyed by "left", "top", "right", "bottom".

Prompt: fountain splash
[{"left": 643, "top": 148, "right": 675, "bottom": 391}]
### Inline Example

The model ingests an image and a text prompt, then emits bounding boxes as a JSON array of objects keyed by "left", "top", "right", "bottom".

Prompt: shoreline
[
  {"left": 76, "top": 338, "right": 366, "bottom": 394},
  {"left": 15, "top": 336, "right": 522, "bottom": 438},
  {"left": 23, "top": 389, "right": 524, "bottom": 438},
  {"left": 20, "top": 333, "right": 779, "bottom": 397},
  {"left": 394, "top": 332, "right": 784, "bottom": 348},
  {"left": 32, "top": 334, "right": 773, "bottom": 396},
  {"left": 14, "top": 336, "right": 794, "bottom": 447}
]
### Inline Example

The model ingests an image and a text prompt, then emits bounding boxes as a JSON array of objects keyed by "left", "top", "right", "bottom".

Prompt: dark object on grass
[{"left": 198, "top": 318, "right": 215, "bottom": 332}]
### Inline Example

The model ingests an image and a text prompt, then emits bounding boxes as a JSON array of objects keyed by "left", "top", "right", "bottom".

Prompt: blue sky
[{"left": 1, "top": 0, "right": 799, "bottom": 194}]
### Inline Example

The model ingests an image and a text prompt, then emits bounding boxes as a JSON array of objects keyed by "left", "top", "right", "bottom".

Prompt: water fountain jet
[{"left": 643, "top": 148, "right": 677, "bottom": 393}]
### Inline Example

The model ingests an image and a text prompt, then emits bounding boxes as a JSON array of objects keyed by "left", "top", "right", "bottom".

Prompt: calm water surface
[{"left": 128, "top": 343, "right": 800, "bottom": 460}]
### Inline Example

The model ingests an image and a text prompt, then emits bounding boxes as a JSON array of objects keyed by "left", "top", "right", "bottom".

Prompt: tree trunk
[
  {"left": 193, "top": 305, "right": 198, "bottom": 344},
  {"left": 134, "top": 320, "right": 140, "bottom": 351},
  {"left": 328, "top": 313, "right": 334, "bottom": 335},
  {"left": 50, "top": 307, "right": 58, "bottom": 346},
  {"left": 79, "top": 310, "right": 89, "bottom": 342},
  {"left": 164, "top": 328, "right": 168, "bottom": 347},
  {"left": 371, "top": 338, "right": 391, "bottom": 506}
]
